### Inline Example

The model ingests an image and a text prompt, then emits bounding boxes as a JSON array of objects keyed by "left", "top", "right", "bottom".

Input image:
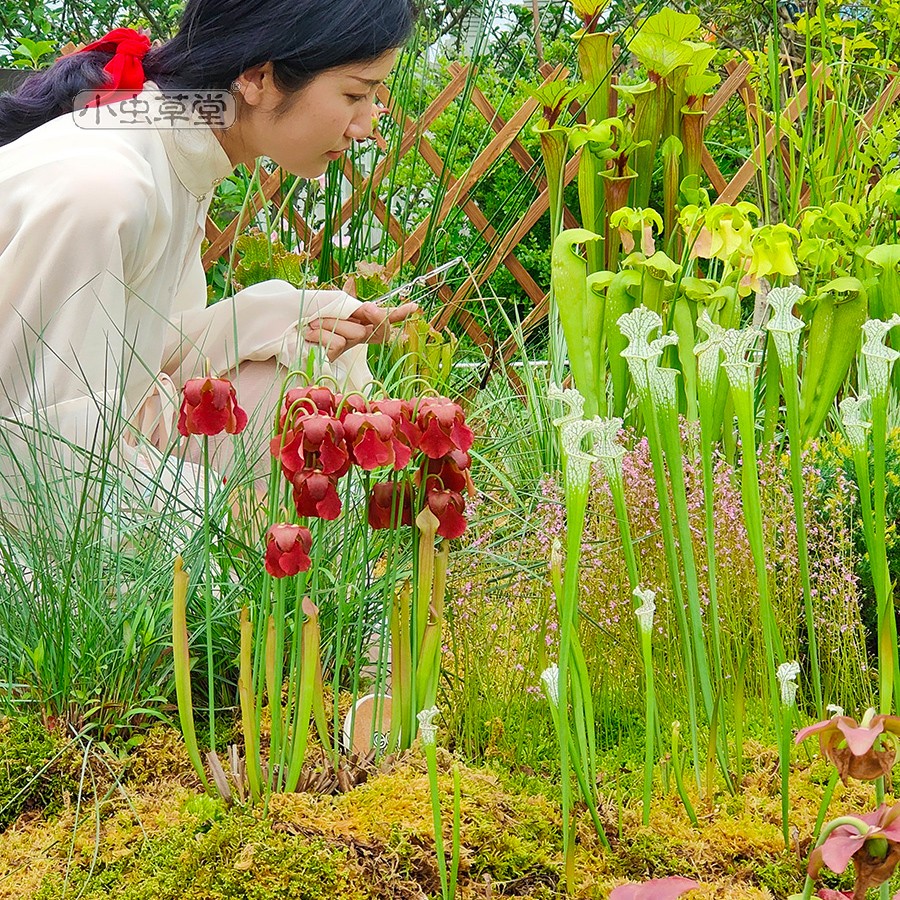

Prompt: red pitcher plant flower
[
  {"left": 415, "top": 397, "right": 474, "bottom": 459},
  {"left": 609, "top": 876, "right": 700, "bottom": 900},
  {"left": 424, "top": 487, "right": 467, "bottom": 540},
  {"left": 368, "top": 481, "right": 414, "bottom": 530},
  {"left": 796, "top": 708, "right": 900, "bottom": 783},
  {"left": 342, "top": 410, "right": 405, "bottom": 470},
  {"left": 280, "top": 384, "right": 337, "bottom": 423},
  {"left": 264, "top": 523, "right": 313, "bottom": 577},
  {"left": 418, "top": 449, "right": 475, "bottom": 497},
  {"left": 178, "top": 376, "right": 248, "bottom": 436},
  {"left": 809, "top": 804, "right": 900, "bottom": 897},
  {"left": 334, "top": 392, "right": 369, "bottom": 419},
  {"left": 291, "top": 469, "right": 342, "bottom": 520},
  {"left": 371, "top": 398, "right": 422, "bottom": 464},
  {"left": 271, "top": 409, "right": 349, "bottom": 479}
]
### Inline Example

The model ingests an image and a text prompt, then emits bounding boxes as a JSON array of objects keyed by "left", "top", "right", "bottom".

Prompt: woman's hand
[{"left": 303, "top": 300, "right": 419, "bottom": 362}]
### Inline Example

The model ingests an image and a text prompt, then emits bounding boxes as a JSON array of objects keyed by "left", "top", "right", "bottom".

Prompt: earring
[{"left": 230, "top": 81, "right": 241, "bottom": 93}]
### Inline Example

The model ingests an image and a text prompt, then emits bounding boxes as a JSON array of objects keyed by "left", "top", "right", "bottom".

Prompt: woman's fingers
[
  {"left": 304, "top": 328, "right": 347, "bottom": 362},
  {"left": 304, "top": 301, "right": 421, "bottom": 362},
  {"left": 349, "top": 301, "right": 421, "bottom": 343},
  {"left": 385, "top": 301, "right": 420, "bottom": 325},
  {"left": 304, "top": 318, "right": 374, "bottom": 361}
]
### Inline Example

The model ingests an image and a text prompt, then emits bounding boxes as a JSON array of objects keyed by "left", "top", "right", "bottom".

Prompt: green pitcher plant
[
  {"left": 532, "top": 82, "right": 584, "bottom": 383},
  {"left": 571, "top": 0, "right": 614, "bottom": 129},
  {"left": 552, "top": 229, "right": 604, "bottom": 416},
  {"left": 798, "top": 275, "right": 868, "bottom": 442}
]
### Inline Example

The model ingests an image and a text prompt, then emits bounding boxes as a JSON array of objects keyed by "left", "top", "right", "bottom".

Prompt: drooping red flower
[
  {"left": 368, "top": 481, "right": 415, "bottom": 529},
  {"left": 609, "top": 877, "right": 700, "bottom": 900},
  {"left": 279, "top": 385, "right": 337, "bottom": 428},
  {"left": 415, "top": 397, "right": 473, "bottom": 459},
  {"left": 264, "top": 523, "right": 313, "bottom": 577},
  {"left": 270, "top": 410, "right": 349, "bottom": 478},
  {"left": 371, "top": 398, "right": 423, "bottom": 456},
  {"left": 178, "top": 377, "right": 248, "bottom": 436},
  {"left": 291, "top": 469, "right": 342, "bottom": 520},
  {"left": 335, "top": 393, "right": 370, "bottom": 420},
  {"left": 418, "top": 449, "right": 475, "bottom": 496},
  {"left": 816, "top": 891, "right": 853, "bottom": 899},
  {"left": 809, "top": 804, "right": 900, "bottom": 896},
  {"left": 796, "top": 711, "right": 900, "bottom": 783},
  {"left": 342, "top": 411, "right": 398, "bottom": 470},
  {"left": 424, "top": 487, "right": 467, "bottom": 540}
]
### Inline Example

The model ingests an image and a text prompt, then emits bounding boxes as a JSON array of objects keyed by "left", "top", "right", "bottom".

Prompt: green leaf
[
  {"left": 683, "top": 72, "right": 719, "bottom": 100},
  {"left": 531, "top": 82, "right": 585, "bottom": 128},
  {"left": 643, "top": 8, "right": 702, "bottom": 43},
  {"left": 629, "top": 33, "right": 694, "bottom": 77}
]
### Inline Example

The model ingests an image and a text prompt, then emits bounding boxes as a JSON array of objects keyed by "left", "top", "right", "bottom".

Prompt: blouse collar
[{"left": 145, "top": 82, "right": 236, "bottom": 201}]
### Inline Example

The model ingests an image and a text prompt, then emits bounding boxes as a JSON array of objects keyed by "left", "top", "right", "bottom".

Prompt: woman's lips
[{"left": 325, "top": 150, "right": 345, "bottom": 160}]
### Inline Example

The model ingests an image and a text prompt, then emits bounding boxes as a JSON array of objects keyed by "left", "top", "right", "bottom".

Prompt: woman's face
[{"left": 226, "top": 50, "right": 398, "bottom": 177}]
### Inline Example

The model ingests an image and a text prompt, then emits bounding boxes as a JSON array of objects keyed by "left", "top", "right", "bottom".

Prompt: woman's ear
[{"left": 233, "top": 61, "right": 275, "bottom": 108}]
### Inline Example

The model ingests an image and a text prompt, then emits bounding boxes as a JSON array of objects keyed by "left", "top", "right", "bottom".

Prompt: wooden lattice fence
[{"left": 203, "top": 59, "right": 900, "bottom": 359}]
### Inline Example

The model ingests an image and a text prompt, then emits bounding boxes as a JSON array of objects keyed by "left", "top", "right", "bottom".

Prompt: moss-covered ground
[{"left": 0, "top": 718, "right": 894, "bottom": 899}]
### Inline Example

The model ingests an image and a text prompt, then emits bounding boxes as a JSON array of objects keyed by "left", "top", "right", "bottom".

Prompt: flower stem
[
  {"left": 671, "top": 721, "right": 699, "bottom": 826},
  {"left": 202, "top": 435, "right": 215, "bottom": 753},
  {"left": 424, "top": 742, "right": 449, "bottom": 900},
  {"left": 641, "top": 404, "right": 702, "bottom": 788},
  {"left": 780, "top": 703, "right": 792, "bottom": 850},
  {"left": 778, "top": 348, "right": 823, "bottom": 716},
  {"left": 731, "top": 386, "right": 783, "bottom": 712},
  {"left": 639, "top": 627, "right": 656, "bottom": 826},
  {"left": 872, "top": 392, "right": 897, "bottom": 714},
  {"left": 697, "top": 390, "right": 724, "bottom": 693}
]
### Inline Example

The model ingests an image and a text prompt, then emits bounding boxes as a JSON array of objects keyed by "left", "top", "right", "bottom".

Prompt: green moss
[
  {"left": 36, "top": 797, "right": 369, "bottom": 900},
  {"left": 753, "top": 855, "right": 805, "bottom": 898},
  {"left": 0, "top": 713, "right": 78, "bottom": 829},
  {"left": 615, "top": 828, "right": 692, "bottom": 879}
]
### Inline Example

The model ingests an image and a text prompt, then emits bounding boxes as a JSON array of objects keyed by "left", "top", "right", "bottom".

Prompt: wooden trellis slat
[
  {"left": 432, "top": 151, "right": 582, "bottom": 331},
  {"left": 200, "top": 56, "right": 898, "bottom": 358},
  {"left": 202, "top": 166, "right": 285, "bottom": 269},
  {"left": 382, "top": 65, "right": 567, "bottom": 278},
  {"left": 714, "top": 68, "right": 819, "bottom": 207}
]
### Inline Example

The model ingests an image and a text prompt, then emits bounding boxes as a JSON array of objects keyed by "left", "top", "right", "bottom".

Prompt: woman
[{"left": 0, "top": 0, "right": 418, "bottom": 509}]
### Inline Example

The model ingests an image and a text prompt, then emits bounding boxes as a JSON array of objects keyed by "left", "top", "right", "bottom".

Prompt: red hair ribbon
[{"left": 79, "top": 27, "right": 151, "bottom": 107}]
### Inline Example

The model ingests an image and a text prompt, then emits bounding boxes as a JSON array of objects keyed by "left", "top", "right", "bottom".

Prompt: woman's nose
[{"left": 345, "top": 104, "right": 376, "bottom": 143}]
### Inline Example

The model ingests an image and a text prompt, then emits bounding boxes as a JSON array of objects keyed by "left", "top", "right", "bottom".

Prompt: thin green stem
[
  {"left": 697, "top": 387, "right": 724, "bottom": 691},
  {"left": 657, "top": 397, "right": 714, "bottom": 719},
  {"left": 780, "top": 360, "right": 822, "bottom": 717},
  {"left": 202, "top": 436, "right": 215, "bottom": 753},
  {"left": 640, "top": 397, "right": 703, "bottom": 787},
  {"left": 731, "top": 387, "right": 783, "bottom": 713},
  {"left": 424, "top": 743, "right": 449, "bottom": 900},
  {"left": 639, "top": 627, "right": 656, "bottom": 826},
  {"left": 780, "top": 703, "right": 792, "bottom": 850},
  {"left": 872, "top": 393, "right": 897, "bottom": 714}
]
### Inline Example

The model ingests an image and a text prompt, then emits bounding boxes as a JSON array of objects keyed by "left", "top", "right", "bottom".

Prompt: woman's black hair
[{"left": 0, "top": 0, "right": 415, "bottom": 146}]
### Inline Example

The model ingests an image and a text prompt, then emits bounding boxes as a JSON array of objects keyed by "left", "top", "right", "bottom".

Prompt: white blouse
[{"left": 0, "top": 83, "right": 369, "bottom": 454}]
